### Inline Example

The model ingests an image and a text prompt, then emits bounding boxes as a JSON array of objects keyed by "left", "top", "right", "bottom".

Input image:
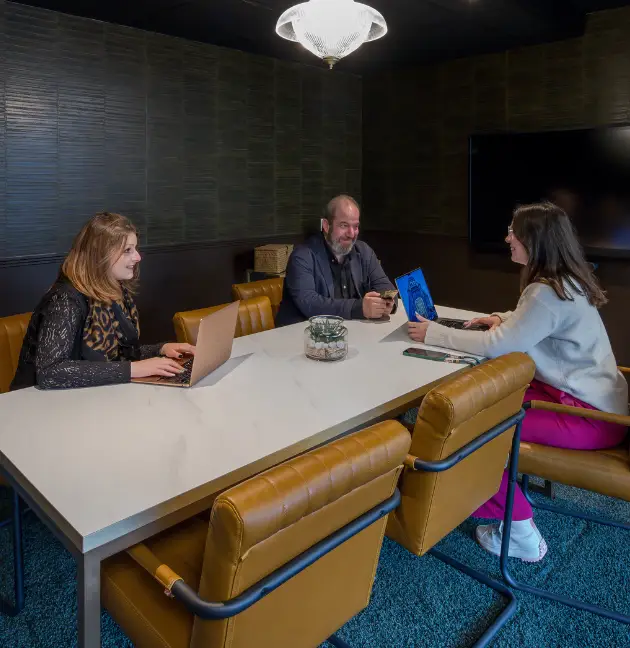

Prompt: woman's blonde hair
[{"left": 61, "top": 212, "right": 138, "bottom": 302}]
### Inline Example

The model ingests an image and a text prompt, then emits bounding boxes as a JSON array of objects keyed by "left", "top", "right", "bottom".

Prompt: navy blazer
[{"left": 276, "top": 235, "right": 396, "bottom": 326}]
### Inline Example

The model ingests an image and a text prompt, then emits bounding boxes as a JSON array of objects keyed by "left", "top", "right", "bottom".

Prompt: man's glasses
[{"left": 507, "top": 226, "right": 514, "bottom": 236}]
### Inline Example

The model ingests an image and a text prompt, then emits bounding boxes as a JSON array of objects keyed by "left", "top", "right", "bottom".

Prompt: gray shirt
[{"left": 425, "top": 282, "right": 628, "bottom": 415}]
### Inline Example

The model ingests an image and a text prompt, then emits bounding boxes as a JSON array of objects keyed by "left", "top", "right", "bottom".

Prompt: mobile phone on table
[
  {"left": 403, "top": 347, "right": 483, "bottom": 366},
  {"left": 403, "top": 348, "right": 450, "bottom": 361}
]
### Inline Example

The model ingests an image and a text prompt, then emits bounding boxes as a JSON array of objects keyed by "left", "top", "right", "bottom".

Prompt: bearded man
[{"left": 276, "top": 195, "right": 397, "bottom": 326}]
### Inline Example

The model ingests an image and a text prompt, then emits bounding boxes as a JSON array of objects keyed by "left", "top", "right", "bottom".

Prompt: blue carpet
[{"left": 0, "top": 481, "right": 628, "bottom": 647}]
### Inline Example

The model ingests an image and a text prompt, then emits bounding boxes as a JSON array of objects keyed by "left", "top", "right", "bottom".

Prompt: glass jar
[{"left": 304, "top": 315, "right": 348, "bottom": 362}]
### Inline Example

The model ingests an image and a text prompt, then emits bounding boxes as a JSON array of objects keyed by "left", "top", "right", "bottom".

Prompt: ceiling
[{"left": 11, "top": 0, "right": 630, "bottom": 71}]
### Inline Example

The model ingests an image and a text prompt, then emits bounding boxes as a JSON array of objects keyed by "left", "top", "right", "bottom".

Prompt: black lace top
[{"left": 11, "top": 282, "right": 162, "bottom": 391}]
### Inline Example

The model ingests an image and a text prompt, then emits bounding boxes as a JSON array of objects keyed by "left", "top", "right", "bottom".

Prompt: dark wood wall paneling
[
  {"left": 363, "top": 7, "right": 630, "bottom": 364},
  {"left": 0, "top": 0, "right": 361, "bottom": 338},
  {"left": 0, "top": 234, "right": 301, "bottom": 343}
]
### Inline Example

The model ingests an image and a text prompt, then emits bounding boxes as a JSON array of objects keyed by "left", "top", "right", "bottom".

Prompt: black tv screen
[{"left": 469, "top": 126, "right": 630, "bottom": 258}]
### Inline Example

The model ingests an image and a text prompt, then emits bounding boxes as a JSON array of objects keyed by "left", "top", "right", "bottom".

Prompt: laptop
[
  {"left": 132, "top": 301, "right": 240, "bottom": 388},
  {"left": 394, "top": 268, "right": 489, "bottom": 331}
]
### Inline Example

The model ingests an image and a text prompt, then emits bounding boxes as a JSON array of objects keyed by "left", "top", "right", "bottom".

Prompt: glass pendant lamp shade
[{"left": 276, "top": 0, "right": 387, "bottom": 68}]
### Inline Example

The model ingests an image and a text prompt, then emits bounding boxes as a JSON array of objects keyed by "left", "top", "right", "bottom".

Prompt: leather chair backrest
[
  {"left": 386, "top": 352, "right": 536, "bottom": 557},
  {"left": 0, "top": 313, "right": 31, "bottom": 394},
  {"left": 190, "top": 421, "right": 411, "bottom": 648},
  {"left": 173, "top": 296, "right": 274, "bottom": 345},
  {"left": 231, "top": 278, "right": 283, "bottom": 321}
]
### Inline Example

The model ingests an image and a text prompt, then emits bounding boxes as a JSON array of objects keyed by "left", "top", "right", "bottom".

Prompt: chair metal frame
[
  {"left": 406, "top": 409, "right": 525, "bottom": 648},
  {"left": 129, "top": 410, "right": 527, "bottom": 648},
  {"left": 500, "top": 400, "right": 630, "bottom": 625},
  {"left": 10, "top": 398, "right": 626, "bottom": 636},
  {"left": 127, "top": 489, "right": 402, "bottom": 647}
]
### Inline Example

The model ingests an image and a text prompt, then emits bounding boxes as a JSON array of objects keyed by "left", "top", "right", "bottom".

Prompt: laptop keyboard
[
  {"left": 438, "top": 318, "right": 489, "bottom": 331},
  {"left": 439, "top": 318, "right": 467, "bottom": 329},
  {"left": 161, "top": 357, "right": 193, "bottom": 384}
]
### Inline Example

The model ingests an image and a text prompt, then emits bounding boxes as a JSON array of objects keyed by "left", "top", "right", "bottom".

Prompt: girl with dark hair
[{"left": 408, "top": 201, "right": 628, "bottom": 562}]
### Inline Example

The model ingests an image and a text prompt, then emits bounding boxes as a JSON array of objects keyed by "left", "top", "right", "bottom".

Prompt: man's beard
[{"left": 326, "top": 233, "right": 356, "bottom": 257}]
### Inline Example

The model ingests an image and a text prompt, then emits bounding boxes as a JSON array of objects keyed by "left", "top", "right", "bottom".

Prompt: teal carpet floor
[{"left": 0, "top": 481, "right": 629, "bottom": 647}]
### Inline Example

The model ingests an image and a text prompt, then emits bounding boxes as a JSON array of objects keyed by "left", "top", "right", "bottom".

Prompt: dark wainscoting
[
  {"left": 362, "top": 231, "right": 630, "bottom": 366},
  {"left": 0, "top": 234, "right": 302, "bottom": 343},
  {"left": 4, "top": 230, "right": 630, "bottom": 364}
]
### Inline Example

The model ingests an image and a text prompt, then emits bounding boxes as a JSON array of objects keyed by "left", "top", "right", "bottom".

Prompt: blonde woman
[{"left": 11, "top": 213, "right": 193, "bottom": 390}]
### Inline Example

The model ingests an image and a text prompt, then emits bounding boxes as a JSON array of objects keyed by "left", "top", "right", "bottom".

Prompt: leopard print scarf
[{"left": 82, "top": 290, "right": 140, "bottom": 361}]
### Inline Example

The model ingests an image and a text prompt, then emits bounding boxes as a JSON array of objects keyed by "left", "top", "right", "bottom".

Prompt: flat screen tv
[{"left": 469, "top": 126, "right": 630, "bottom": 258}]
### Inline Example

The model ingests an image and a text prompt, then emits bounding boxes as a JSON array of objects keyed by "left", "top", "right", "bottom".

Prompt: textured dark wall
[
  {"left": 0, "top": 0, "right": 361, "bottom": 260},
  {"left": 362, "top": 6, "right": 630, "bottom": 364},
  {"left": 363, "top": 7, "right": 630, "bottom": 235},
  {"left": 0, "top": 234, "right": 301, "bottom": 342}
]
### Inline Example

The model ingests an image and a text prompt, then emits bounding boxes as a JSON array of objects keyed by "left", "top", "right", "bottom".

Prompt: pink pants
[{"left": 473, "top": 379, "right": 628, "bottom": 521}]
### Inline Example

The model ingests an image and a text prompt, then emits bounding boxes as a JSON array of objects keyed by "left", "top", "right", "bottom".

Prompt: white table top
[{"left": 0, "top": 305, "right": 483, "bottom": 553}]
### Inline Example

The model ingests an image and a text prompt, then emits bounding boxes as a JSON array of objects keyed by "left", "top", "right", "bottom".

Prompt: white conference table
[{"left": 0, "top": 304, "right": 483, "bottom": 648}]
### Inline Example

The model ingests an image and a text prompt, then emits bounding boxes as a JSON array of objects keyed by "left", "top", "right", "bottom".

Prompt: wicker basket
[{"left": 254, "top": 244, "right": 294, "bottom": 274}]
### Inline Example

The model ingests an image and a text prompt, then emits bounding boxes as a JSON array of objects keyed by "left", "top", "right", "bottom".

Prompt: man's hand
[{"left": 362, "top": 291, "right": 388, "bottom": 319}]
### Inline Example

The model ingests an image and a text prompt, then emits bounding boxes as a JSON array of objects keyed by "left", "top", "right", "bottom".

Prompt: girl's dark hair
[{"left": 512, "top": 201, "right": 607, "bottom": 308}]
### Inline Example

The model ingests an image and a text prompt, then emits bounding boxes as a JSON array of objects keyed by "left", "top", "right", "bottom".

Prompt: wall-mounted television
[{"left": 469, "top": 126, "right": 630, "bottom": 258}]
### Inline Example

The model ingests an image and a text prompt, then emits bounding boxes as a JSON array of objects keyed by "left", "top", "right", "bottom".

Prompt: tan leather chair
[
  {"left": 101, "top": 421, "right": 411, "bottom": 648},
  {"left": 387, "top": 352, "right": 536, "bottom": 643},
  {"left": 173, "top": 296, "right": 274, "bottom": 345},
  {"left": 507, "top": 370, "right": 630, "bottom": 623},
  {"left": 387, "top": 352, "right": 535, "bottom": 556},
  {"left": 518, "top": 366, "right": 630, "bottom": 504},
  {"left": 232, "top": 277, "right": 283, "bottom": 321},
  {"left": 0, "top": 312, "right": 31, "bottom": 394}
]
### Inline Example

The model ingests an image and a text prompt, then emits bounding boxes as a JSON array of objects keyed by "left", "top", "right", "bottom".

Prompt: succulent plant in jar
[{"left": 304, "top": 315, "right": 348, "bottom": 361}]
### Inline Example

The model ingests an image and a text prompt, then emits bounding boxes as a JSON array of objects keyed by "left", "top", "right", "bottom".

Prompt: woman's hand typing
[
  {"left": 160, "top": 342, "right": 196, "bottom": 359},
  {"left": 131, "top": 357, "right": 184, "bottom": 378},
  {"left": 464, "top": 315, "right": 501, "bottom": 330}
]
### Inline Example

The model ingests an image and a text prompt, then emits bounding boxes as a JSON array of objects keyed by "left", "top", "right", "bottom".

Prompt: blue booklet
[{"left": 394, "top": 267, "right": 439, "bottom": 323}]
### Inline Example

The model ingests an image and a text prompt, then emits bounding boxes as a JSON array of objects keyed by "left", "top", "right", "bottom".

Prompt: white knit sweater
[{"left": 425, "top": 282, "right": 628, "bottom": 415}]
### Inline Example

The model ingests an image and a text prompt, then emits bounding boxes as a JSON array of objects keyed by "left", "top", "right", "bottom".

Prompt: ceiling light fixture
[{"left": 276, "top": 0, "right": 387, "bottom": 69}]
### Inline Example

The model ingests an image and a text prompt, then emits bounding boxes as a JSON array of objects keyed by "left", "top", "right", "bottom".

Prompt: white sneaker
[{"left": 475, "top": 519, "right": 548, "bottom": 563}]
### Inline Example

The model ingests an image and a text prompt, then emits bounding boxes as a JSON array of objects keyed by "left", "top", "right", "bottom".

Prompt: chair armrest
[
  {"left": 126, "top": 489, "right": 401, "bottom": 620},
  {"left": 526, "top": 400, "right": 630, "bottom": 427},
  {"left": 405, "top": 409, "right": 525, "bottom": 473},
  {"left": 618, "top": 366, "right": 630, "bottom": 375},
  {"left": 127, "top": 544, "right": 183, "bottom": 595}
]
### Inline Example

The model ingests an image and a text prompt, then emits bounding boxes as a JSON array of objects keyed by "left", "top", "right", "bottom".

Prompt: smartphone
[
  {"left": 403, "top": 348, "right": 450, "bottom": 361},
  {"left": 380, "top": 289, "right": 399, "bottom": 300}
]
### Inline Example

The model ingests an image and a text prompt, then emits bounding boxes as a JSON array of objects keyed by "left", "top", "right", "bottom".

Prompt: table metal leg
[
  {"left": 11, "top": 490, "right": 25, "bottom": 614},
  {"left": 78, "top": 551, "right": 101, "bottom": 648},
  {"left": 0, "top": 489, "right": 25, "bottom": 617}
]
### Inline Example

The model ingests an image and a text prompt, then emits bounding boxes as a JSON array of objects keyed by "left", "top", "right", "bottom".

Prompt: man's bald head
[
  {"left": 322, "top": 195, "right": 360, "bottom": 257},
  {"left": 324, "top": 195, "right": 361, "bottom": 224}
]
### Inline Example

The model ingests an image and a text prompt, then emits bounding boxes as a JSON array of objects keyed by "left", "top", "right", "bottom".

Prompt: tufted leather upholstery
[
  {"left": 231, "top": 278, "right": 283, "bottom": 321},
  {"left": 387, "top": 352, "right": 536, "bottom": 557},
  {"left": 519, "top": 441, "right": 630, "bottom": 502},
  {"left": 173, "top": 296, "right": 274, "bottom": 345},
  {"left": 518, "top": 365, "right": 630, "bottom": 501},
  {"left": 0, "top": 313, "right": 31, "bottom": 394},
  {"left": 102, "top": 421, "right": 411, "bottom": 648}
]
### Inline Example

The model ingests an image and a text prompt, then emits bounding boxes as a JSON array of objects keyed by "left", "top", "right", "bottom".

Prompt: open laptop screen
[{"left": 395, "top": 268, "right": 439, "bottom": 323}]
